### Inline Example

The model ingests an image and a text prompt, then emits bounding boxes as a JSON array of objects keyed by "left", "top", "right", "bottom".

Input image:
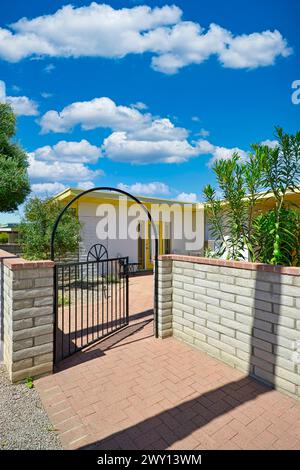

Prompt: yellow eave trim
[{"left": 53, "top": 187, "right": 205, "bottom": 208}]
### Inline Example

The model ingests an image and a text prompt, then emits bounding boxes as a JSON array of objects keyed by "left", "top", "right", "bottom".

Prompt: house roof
[
  {"left": 53, "top": 186, "right": 300, "bottom": 211},
  {"left": 0, "top": 223, "right": 19, "bottom": 232},
  {"left": 53, "top": 187, "right": 204, "bottom": 207}
]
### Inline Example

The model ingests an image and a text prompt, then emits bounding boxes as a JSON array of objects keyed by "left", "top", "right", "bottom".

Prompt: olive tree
[{"left": 19, "top": 197, "right": 82, "bottom": 260}]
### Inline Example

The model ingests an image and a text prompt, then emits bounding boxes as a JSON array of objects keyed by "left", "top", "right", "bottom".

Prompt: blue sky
[{"left": 0, "top": 0, "right": 299, "bottom": 222}]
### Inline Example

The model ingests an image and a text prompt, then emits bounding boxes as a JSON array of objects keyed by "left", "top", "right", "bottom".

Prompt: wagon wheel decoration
[{"left": 87, "top": 243, "right": 108, "bottom": 262}]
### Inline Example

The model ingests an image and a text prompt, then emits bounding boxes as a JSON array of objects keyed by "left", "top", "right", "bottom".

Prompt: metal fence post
[{"left": 125, "top": 256, "right": 129, "bottom": 325}]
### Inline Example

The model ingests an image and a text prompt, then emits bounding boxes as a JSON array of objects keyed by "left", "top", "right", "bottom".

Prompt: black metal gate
[{"left": 54, "top": 256, "right": 129, "bottom": 363}]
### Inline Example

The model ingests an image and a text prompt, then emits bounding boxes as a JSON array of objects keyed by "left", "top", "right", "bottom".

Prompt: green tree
[
  {"left": 0, "top": 103, "right": 30, "bottom": 212},
  {"left": 19, "top": 197, "right": 82, "bottom": 260}
]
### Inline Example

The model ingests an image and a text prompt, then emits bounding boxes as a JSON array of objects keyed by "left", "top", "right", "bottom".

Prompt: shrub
[
  {"left": 253, "top": 207, "right": 300, "bottom": 266},
  {"left": 203, "top": 148, "right": 265, "bottom": 261},
  {"left": 57, "top": 293, "right": 70, "bottom": 306},
  {"left": 0, "top": 232, "right": 8, "bottom": 244},
  {"left": 204, "top": 127, "right": 300, "bottom": 265}
]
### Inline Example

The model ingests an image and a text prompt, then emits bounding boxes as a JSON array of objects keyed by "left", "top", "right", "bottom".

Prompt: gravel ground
[{"left": 0, "top": 366, "right": 62, "bottom": 450}]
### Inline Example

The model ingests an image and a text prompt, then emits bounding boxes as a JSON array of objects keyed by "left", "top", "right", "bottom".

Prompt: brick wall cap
[
  {"left": 158, "top": 254, "right": 300, "bottom": 276},
  {"left": 3, "top": 257, "right": 54, "bottom": 270},
  {"left": 0, "top": 249, "right": 18, "bottom": 259}
]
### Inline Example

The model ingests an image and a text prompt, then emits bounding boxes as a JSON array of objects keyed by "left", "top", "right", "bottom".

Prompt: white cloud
[
  {"left": 192, "top": 116, "right": 200, "bottom": 122},
  {"left": 31, "top": 182, "right": 66, "bottom": 195},
  {"left": 219, "top": 30, "right": 292, "bottom": 68},
  {"left": 103, "top": 130, "right": 247, "bottom": 166},
  {"left": 6, "top": 95, "right": 39, "bottom": 116},
  {"left": 0, "top": 80, "right": 5, "bottom": 102},
  {"left": 129, "top": 118, "right": 187, "bottom": 141},
  {"left": 39, "top": 96, "right": 187, "bottom": 141},
  {"left": 0, "top": 4, "right": 291, "bottom": 74},
  {"left": 260, "top": 139, "right": 279, "bottom": 149},
  {"left": 103, "top": 131, "right": 203, "bottom": 164},
  {"left": 43, "top": 63, "right": 55, "bottom": 73},
  {"left": 33, "top": 139, "right": 101, "bottom": 163},
  {"left": 77, "top": 181, "right": 95, "bottom": 190},
  {"left": 41, "top": 92, "right": 53, "bottom": 98},
  {"left": 208, "top": 145, "right": 247, "bottom": 166},
  {"left": 12, "top": 84, "right": 21, "bottom": 92},
  {"left": 28, "top": 139, "right": 102, "bottom": 184},
  {"left": 39, "top": 93, "right": 246, "bottom": 165},
  {"left": 0, "top": 79, "right": 39, "bottom": 115},
  {"left": 0, "top": 3, "right": 180, "bottom": 62},
  {"left": 131, "top": 101, "right": 148, "bottom": 110},
  {"left": 40, "top": 96, "right": 148, "bottom": 133},
  {"left": 177, "top": 192, "right": 197, "bottom": 202},
  {"left": 147, "top": 22, "right": 291, "bottom": 74},
  {"left": 196, "top": 128, "right": 210, "bottom": 138},
  {"left": 28, "top": 154, "right": 102, "bottom": 181},
  {"left": 118, "top": 181, "right": 170, "bottom": 195}
]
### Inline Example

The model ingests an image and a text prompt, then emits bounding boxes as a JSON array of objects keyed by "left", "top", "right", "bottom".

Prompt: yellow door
[
  {"left": 145, "top": 221, "right": 163, "bottom": 269},
  {"left": 162, "top": 221, "right": 171, "bottom": 254},
  {"left": 137, "top": 225, "right": 145, "bottom": 269},
  {"left": 145, "top": 222, "right": 152, "bottom": 270}
]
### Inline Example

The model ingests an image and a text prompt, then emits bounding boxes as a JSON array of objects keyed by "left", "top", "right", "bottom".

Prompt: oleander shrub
[{"left": 204, "top": 127, "right": 300, "bottom": 265}]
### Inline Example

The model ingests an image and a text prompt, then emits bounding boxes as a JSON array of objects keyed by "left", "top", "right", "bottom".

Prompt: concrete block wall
[
  {"left": 1, "top": 251, "right": 55, "bottom": 382},
  {"left": 157, "top": 259, "right": 173, "bottom": 338},
  {"left": 0, "top": 244, "right": 22, "bottom": 256},
  {"left": 0, "top": 249, "right": 18, "bottom": 361},
  {"left": 158, "top": 254, "right": 300, "bottom": 400}
]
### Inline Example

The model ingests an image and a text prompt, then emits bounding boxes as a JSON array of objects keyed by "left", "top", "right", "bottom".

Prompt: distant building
[{"left": 0, "top": 223, "right": 19, "bottom": 244}]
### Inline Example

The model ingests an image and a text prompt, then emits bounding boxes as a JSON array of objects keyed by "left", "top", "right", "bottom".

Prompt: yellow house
[
  {"left": 54, "top": 188, "right": 205, "bottom": 269},
  {"left": 53, "top": 186, "right": 300, "bottom": 265}
]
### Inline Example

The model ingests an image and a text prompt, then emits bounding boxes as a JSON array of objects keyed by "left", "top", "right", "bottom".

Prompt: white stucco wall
[
  {"left": 78, "top": 202, "right": 138, "bottom": 262},
  {"left": 78, "top": 201, "right": 205, "bottom": 263}
]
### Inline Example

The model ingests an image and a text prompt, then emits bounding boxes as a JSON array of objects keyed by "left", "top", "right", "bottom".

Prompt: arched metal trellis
[{"left": 51, "top": 187, "right": 159, "bottom": 363}]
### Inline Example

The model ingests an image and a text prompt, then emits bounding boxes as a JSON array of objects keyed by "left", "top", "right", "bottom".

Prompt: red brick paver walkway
[{"left": 36, "top": 275, "right": 300, "bottom": 450}]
